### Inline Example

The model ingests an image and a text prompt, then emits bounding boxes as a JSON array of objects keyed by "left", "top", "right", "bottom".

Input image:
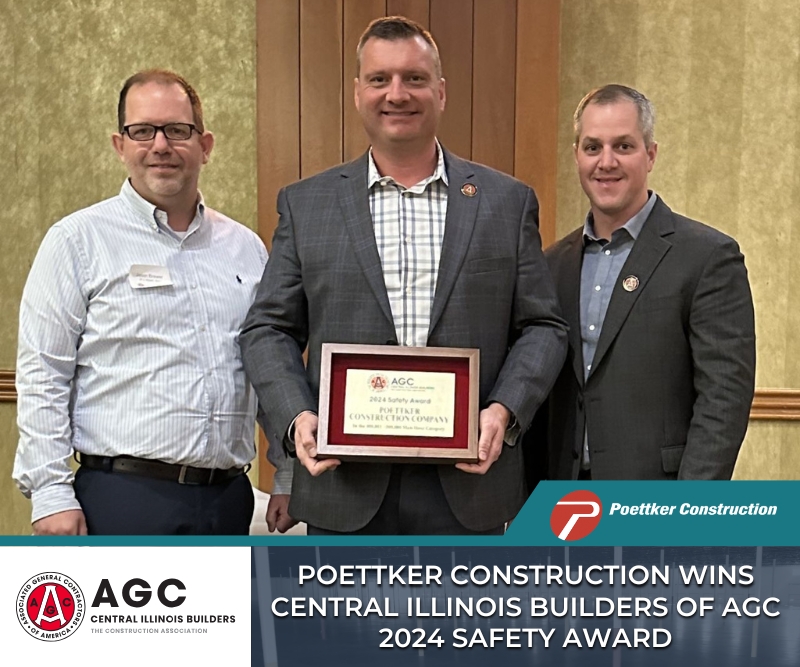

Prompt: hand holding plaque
[
  {"left": 455, "top": 402, "right": 511, "bottom": 475},
  {"left": 317, "top": 344, "right": 479, "bottom": 463},
  {"left": 294, "top": 411, "right": 340, "bottom": 476}
]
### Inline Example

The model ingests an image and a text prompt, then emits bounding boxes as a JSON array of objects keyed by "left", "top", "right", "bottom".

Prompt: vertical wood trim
[
  {"left": 430, "top": 0, "right": 474, "bottom": 159},
  {"left": 343, "top": 0, "right": 388, "bottom": 162},
  {"left": 256, "top": 0, "right": 301, "bottom": 493},
  {"left": 515, "top": 0, "right": 560, "bottom": 248},
  {"left": 471, "top": 0, "right": 517, "bottom": 175},
  {"left": 386, "top": 0, "right": 430, "bottom": 26},
  {"left": 256, "top": 430, "right": 273, "bottom": 493},
  {"left": 256, "top": 0, "right": 300, "bottom": 252},
  {"left": 300, "top": 0, "right": 344, "bottom": 177}
]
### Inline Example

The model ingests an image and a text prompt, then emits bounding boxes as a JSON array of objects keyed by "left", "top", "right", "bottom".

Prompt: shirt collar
[
  {"left": 583, "top": 191, "right": 657, "bottom": 244},
  {"left": 120, "top": 179, "right": 205, "bottom": 233},
  {"left": 367, "top": 140, "right": 449, "bottom": 191}
]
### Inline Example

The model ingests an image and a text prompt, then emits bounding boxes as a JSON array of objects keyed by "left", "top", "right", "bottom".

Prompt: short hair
[
  {"left": 356, "top": 16, "right": 442, "bottom": 78},
  {"left": 117, "top": 69, "right": 205, "bottom": 133},
  {"left": 573, "top": 84, "right": 655, "bottom": 147}
]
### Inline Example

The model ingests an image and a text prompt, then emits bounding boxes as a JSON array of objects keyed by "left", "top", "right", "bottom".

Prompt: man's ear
[
  {"left": 200, "top": 131, "right": 215, "bottom": 164},
  {"left": 647, "top": 141, "right": 658, "bottom": 172},
  {"left": 111, "top": 132, "right": 125, "bottom": 161}
]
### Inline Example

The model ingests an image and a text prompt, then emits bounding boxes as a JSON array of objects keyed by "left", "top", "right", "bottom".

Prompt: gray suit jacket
[
  {"left": 543, "top": 196, "right": 755, "bottom": 480},
  {"left": 241, "top": 149, "right": 567, "bottom": 531}
]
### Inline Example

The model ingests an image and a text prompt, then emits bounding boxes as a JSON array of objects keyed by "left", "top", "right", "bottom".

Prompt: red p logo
[{"left": 550, "top": 490, "right": 603, "bottom": 541}]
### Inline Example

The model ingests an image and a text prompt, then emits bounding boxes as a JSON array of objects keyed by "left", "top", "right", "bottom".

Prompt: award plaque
[{"left": 317, "top": 343, "right": 479, "bottom": 463}]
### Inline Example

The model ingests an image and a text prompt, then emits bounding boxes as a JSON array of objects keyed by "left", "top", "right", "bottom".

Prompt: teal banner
[{"left": 508, "top": 481, "right": 794, "bottom": 546}]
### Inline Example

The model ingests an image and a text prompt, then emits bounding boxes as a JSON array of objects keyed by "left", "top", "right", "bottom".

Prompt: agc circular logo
[
  {"left": 17, "top": 572, "right": 85, "bottom": 641},
  {"left": 369, "top": 374, "right": 388, "bottom": 391}
]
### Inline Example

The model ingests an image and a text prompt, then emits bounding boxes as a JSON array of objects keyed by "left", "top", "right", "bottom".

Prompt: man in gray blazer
[
  {"left": 241, "top": 16, "right": 567, "bottom": 534},
  {"left": 539, "top": 84, "right": 755, "bottom": 481}
]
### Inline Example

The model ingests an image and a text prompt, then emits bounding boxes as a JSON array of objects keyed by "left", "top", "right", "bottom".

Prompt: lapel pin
[
  {"left": 622, "top": 275, "right": 640, "bottom": 292},
  {"left": 461, "top": 183, "right": 477, "bottom": 197}
]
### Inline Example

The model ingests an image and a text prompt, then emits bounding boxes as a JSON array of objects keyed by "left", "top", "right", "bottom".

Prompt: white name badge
[{"left": 128, "top": 264, "right": 173, "bottom": 289}]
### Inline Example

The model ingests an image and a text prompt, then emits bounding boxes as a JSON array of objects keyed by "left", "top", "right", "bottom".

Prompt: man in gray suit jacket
[
  {"left": 539, "top": 84, "right": 755, "bottom": 482},
  {"left": 241, "top": 16, "right": 567, "bottom": 534}
]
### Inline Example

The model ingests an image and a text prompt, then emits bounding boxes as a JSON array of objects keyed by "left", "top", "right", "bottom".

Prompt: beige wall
[
  {"left": 0, "top": 404, "right": 30, "bottom": 534},
  {"left": 0, "top": 0, "right": 257, "bottom": 533},
  {"left": 3, "top": 0, "right": 797, "bottom": 534},
  {"left": 557, "top": 0, "right": 800, "bottom": 479}
]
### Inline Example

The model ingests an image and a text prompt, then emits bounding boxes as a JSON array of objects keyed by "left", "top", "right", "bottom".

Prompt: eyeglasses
[{"left": 122, "top": 123, "right": 199, "bottom": 142}]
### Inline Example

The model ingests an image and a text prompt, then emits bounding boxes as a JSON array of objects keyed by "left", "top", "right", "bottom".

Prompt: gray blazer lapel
[
  {"left": 560, "top": 233, "right": 586, "bottom": 387},
  {"left": 337, "top": 154, "right": 395, "bottom": 331},
  {"left": 428, "top": 152, "right": 479, "bottom": 338},
  {"left": 589, "top": 200, "right": 674, "bottom": 378}
]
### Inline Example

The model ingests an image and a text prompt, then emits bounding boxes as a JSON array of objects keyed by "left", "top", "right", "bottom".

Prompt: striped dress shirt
[
  {"left": 14, "top": 180, "right": 269, "bottom": 522},
  {"left": 368, "top": 144, "right": 448, "bottom": 347}
]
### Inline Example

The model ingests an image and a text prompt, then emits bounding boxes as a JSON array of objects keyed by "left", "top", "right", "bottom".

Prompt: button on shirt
[
  {"left": 579, "top": 192, "right": 656, "bottom": 465},
  {"left": 368, "top": 143, "right": 448, "bottom": 347},
  {"left": 14, "top": 180, "right": 269, "bottom": 522}
]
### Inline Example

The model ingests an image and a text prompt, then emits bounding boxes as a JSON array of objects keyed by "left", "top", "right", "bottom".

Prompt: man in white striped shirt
[{"left": 13, "top": 70, "right": 290, "bottom": 535}]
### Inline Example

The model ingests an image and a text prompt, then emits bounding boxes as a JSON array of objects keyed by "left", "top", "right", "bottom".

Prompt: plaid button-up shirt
[{"left": 368, "top": 144, "right": 448, "bottom": 347}]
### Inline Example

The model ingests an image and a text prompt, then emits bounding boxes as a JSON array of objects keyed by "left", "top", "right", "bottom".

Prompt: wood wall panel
[
  {"left": 256, "top": 0, "right": 303, "bottom": 492},
  {"left": 256, "top": 0, "right": 564, "bottom": 491},
  {"left": 471, "top": 0, "right": 517, "bottom": 175},
  {"left": 256, "top": 0, "right": 300, "bottom": 252},
  {"left": 386, "top": 0, "right": 430, "bottom": 26},
  {"left": 431, "top": 0, "right": 473, "bottom": 159},
  {"left": 300, "top": 0, "right": 344, "bottom": 177},
  {"left": 515, "top": 0, "right": 560, "bottom": 247},
  {"left": 343, "top": 0, "right": 387, "bottom": 161}
]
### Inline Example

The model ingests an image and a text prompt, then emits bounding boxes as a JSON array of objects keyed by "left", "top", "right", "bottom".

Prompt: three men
[
  {"left": 13, "top": 70, "right": 283, "bottom": 534},
  {"left": 240, "top": 17, "right": 567, "bottom": 534},
  {"left": 542, "top": 84, "right": 756, "bottom": 480}
]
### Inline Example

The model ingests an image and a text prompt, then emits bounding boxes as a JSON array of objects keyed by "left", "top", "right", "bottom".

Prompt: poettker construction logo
[{"left": 550, "top": 490, "right": 603, "bottom": 541}]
